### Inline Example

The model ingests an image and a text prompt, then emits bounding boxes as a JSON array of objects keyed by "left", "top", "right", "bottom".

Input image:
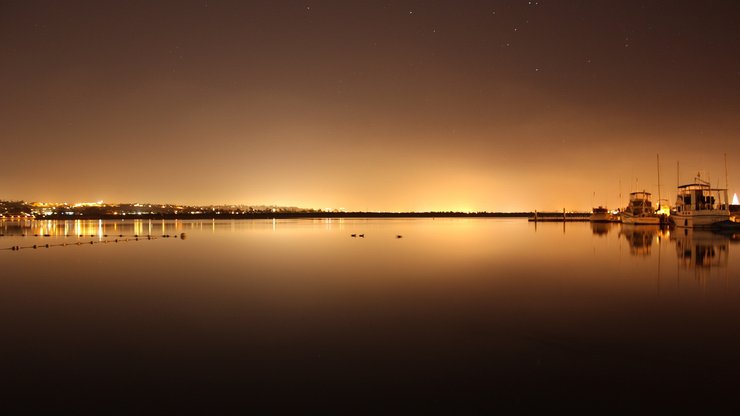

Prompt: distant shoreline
[{"left": 3, "top": 212, "right": 591, "bottom": 220}]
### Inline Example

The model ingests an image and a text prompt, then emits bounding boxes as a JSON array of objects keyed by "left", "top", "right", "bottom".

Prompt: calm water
[{"left": 2, "top": 218, "right": 740, "bottom": 412}]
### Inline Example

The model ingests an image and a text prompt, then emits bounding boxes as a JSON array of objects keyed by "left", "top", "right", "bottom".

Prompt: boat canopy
[{"left": 678, "top": 183, "right": 726, "bottom": 191}]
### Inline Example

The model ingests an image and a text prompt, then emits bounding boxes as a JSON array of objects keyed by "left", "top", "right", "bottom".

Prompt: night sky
[{"left": 2, "top": 1, "right": 739, "bottom": 211}]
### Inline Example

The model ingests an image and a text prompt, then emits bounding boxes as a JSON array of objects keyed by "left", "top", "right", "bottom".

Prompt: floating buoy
[
  {"left": 351, "top": 234, "right": 356, "bottom": 237},
  {"left": 359, "top": 234, "right": 365, "bottom": 238},
  {"left": 45, "top": 244, "right": 50, "bottom": 248},
  {"left": 396, "top": 235, "right": 403, "bottom": 239},
  {"left": 33, "top": 245, "right": 37, "bottom": 249},
  {"left": 180, "top": 233, "right": 187, "bottom": 240}
]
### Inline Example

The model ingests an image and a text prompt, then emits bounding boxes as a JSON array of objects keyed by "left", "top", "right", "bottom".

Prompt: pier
[{"left": 528, "top": 209, "right": 591, "bottom": 222}]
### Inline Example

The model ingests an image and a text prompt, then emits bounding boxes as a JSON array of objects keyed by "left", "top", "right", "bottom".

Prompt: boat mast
[
  {"left": 725, "top": 153, "right": 730, "bottom": 209},
  {"left": 657, "top": 154, "right": 661, "bottom": 210},
  {"left": 676, "top": 161, "right": 680, "bottom": 188}
]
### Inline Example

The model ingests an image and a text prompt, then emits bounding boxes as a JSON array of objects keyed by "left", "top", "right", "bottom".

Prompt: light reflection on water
[{"left": 1, "top": 218, "right": 740, "bottom": 411}]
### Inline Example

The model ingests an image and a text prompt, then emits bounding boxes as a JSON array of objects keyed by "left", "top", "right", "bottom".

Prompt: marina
[{"left": 530, "top": 157, "right": 740, "bottom": 229}]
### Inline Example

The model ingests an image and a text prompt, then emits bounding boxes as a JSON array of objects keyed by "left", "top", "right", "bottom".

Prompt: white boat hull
[
  {"left": 671, "top": 211, "right": 729, "bottom": 228},
  {"left": 622, "top": 215, "right": 660, "bottom": 225},
  {"left": 590, "top": 212, "right": 616, "bottom": 222}
]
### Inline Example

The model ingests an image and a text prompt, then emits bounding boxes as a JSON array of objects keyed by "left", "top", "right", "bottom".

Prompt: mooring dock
[{"left": 528, "top": 210, "right": 590, "bottom": 222}]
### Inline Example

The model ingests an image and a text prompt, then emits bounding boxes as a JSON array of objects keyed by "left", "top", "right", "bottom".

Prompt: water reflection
[
  {"left": 590, "top": 221, "right": 616, "bottom": 236},
  {"left": 618, "top": 226, "right": 666, "bottom": 256},
  {"left": 3, "top": 218, "right": 740, "bottom": 411},
  {"left": 0, "top": 219, "right": 188, "bottom": 237},
  {"left": 3, "top": 219, "right": 734, "bottom": 281},
  {"left": 672, "top": 229, "right": 729, "bottom": 270},
  {"left": 613, "top": 225, "right": 733, "bottom": 278},
  {"left": 1, "top": 218, "right": 367, "bottom": 238}
]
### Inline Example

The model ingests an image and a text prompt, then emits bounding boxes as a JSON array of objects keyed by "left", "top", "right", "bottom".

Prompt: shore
[{"left": 2, "top": 211, "right": 590, "bottom": 220}]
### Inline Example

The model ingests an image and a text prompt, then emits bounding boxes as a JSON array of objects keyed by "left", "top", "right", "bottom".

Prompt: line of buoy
[{"left": 5, "top": 233, "right": 187, "bottom": 251}]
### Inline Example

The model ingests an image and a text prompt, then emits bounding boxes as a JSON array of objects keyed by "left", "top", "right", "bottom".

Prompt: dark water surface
[{"left": 2, "top": 218, "right": 740, "bottom": 412}]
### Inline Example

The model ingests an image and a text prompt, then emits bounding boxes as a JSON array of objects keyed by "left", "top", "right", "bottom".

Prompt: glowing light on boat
[{"left": 733, "top": 193, "right": 739, "bottom": 205}]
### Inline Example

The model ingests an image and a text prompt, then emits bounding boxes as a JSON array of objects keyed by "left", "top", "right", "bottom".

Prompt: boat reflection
[
  {"left": 619, "top": 225, "right": 666, "bottom": 256},
  {"left": 672, "top": 229, "right": 729, "bottom": 271},
  {"left": 590, "top": 221, "right": 616, "bottom": 236}
]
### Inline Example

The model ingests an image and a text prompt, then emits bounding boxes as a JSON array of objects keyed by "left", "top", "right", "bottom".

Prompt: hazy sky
[{"left": 2, "top": 0, "right": 739, "bottom": 211}]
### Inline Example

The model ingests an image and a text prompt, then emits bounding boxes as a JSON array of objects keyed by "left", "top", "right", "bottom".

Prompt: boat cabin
[
  {"left": 626, "top": 192, "right": 654, "bottom": 214},
  {"left": 674, "top": 183, "right": 729, "bottom": 213}
]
